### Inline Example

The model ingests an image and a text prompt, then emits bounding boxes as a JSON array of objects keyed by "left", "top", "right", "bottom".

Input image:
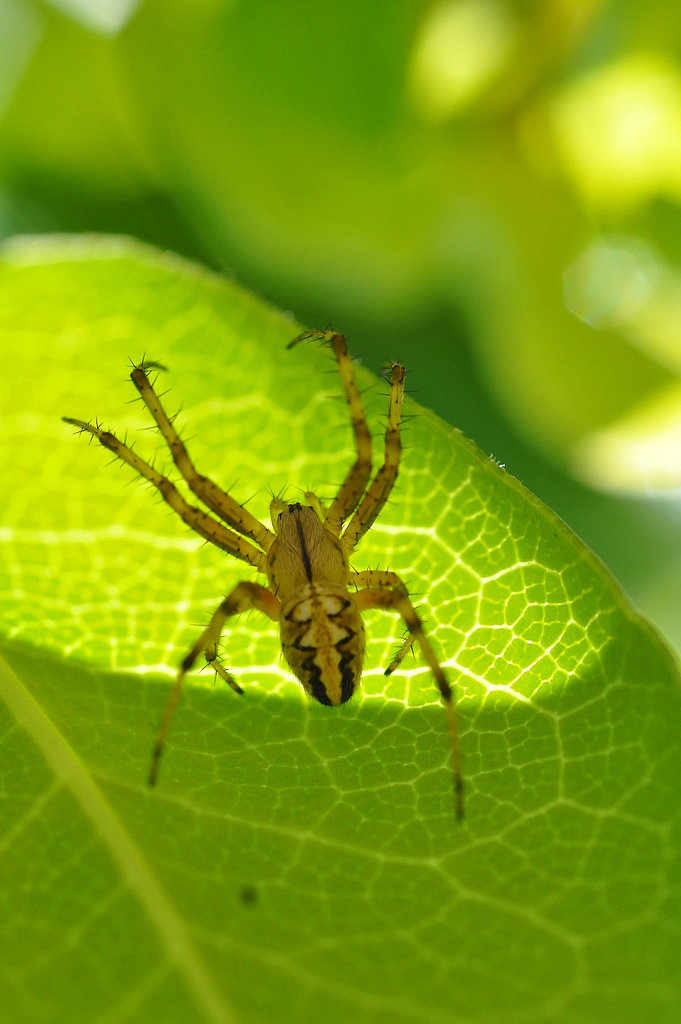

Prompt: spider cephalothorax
[{"left": 64, "top": 330, "right": 463, "bottom": 817}]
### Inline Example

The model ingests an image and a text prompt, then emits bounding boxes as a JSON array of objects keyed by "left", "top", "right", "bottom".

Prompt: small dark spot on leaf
[{"left": 239, "top": 885, "right": 258, "bottom": 907}]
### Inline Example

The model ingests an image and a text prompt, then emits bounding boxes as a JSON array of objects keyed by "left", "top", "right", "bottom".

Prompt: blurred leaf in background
[{"left": 1, "top": 0, "right": 680, "bottom": 653}]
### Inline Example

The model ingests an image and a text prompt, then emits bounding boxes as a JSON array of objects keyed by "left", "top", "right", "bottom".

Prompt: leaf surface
[{"left": 1, "top": 236, "right": 679, "bottom": 1024}]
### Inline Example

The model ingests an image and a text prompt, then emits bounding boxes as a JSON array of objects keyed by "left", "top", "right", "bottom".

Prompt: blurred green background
[{"left": 2, "top": 0, "right": 680, "bottom": 656}]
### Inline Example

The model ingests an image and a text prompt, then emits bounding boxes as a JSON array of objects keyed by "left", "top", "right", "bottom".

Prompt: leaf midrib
[{"left": 0, "top": 652, "right": 237, "bottom": 1024}]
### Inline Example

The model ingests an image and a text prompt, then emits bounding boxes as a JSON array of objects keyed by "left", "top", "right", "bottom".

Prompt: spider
[{"left": 64, "top": 329, "right": 463, "bottom": 818}]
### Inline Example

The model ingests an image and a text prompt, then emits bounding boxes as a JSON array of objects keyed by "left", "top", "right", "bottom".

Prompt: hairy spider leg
[
  {"left": 62, "top": 418, "right": 264, "bottom": 570},
  {"left": 289, "top": 330, "right": 372, "bottom": 536},
  {"left": 341, "top": 362, "right": 405, "bottom": 556},
  {"left": 349, "top": 569, "right": 415, "bottom": 670},
  {"left": 130, "top": 363, "right": 274, "bottom": 551},
  {"left": 148, "top": 581, "right": 281, "bottom": 786},
  {"left": 353, "top": 571, "right": 463, "bottom": 821}
]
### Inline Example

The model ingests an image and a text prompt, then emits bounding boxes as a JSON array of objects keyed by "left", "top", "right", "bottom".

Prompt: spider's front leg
[
  {"left": 130, "top": 362, "right": 274, "bottom": 551},
  {"left": 62, "top": 417, "right": 265, "bottom": 570},
  {"left": 352, "top": 569, "right": 463, "bottom": 819},
  {"left": 341, "top": 360, "right": 405, "bottom": 556},
  {"left": 149, "top": 581, "right": 281, "bottom": 786},
  {"left": 289, "top": 330, "right": 372, "bottom": 535}
]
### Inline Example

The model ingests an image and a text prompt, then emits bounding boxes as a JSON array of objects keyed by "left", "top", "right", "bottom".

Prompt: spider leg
[
  {"left": 131, "top": 363, "right": 274, "bottom": 551},
  {"left": 350, "top": 569, "right": 415, "bottom": 670},
  {"left": 353, "top": 571, "right": 463, "bottom": 820},
  {"left": 385, "top": 633, "right": 415, "bottom": 672},
  {"left": 289, "top": 330, "right": 372, "bottom": 536},
  {"left": 149, "top": 580, "right": 281, "bottom": 786},
  {"left": 63, "top": 418, "right": 265, "bottom": 569},
  {"left": 341, "top": 362, "right": 405, "bottom": 556}
]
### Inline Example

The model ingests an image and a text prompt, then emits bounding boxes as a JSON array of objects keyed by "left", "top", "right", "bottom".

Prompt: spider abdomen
[{"left": 280, "top": 583, "right": 366, "bottom": 706}]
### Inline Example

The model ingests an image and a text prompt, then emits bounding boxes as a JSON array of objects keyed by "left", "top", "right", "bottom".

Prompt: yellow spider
[{"left": 64, "top": 330, "right": 463, "bottom": 818}]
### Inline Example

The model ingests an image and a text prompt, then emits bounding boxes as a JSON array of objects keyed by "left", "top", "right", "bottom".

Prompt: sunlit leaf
[{"left": 1, "top": 236, "right": 679, "bottom": 1024}]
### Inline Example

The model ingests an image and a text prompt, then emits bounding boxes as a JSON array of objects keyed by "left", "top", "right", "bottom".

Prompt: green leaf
[{"left": 1, "top": 235, "right": 679, "bottom": 1024}]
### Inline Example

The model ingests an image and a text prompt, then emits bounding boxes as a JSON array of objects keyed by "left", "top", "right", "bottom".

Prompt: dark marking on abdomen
[{"left": 303, "top": 655, "right": 333, "bottom": 705}]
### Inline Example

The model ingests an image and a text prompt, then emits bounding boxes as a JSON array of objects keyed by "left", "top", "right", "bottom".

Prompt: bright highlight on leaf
[{"left": 1, "top": 235, "right": 680, "bottom": 1024}]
